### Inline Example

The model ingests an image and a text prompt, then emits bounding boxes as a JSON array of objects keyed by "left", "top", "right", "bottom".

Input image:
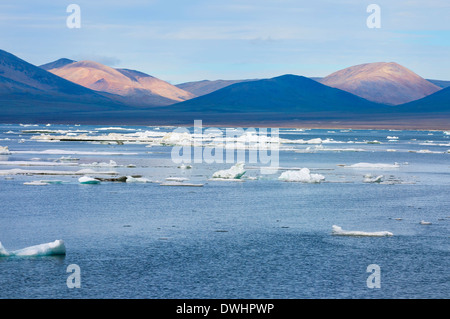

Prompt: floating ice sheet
[
  {"left": 212, "top": 163, "right": 246, "bottom": 179},
  {"left": 78, "top": 176, "right": 101, "bottom": 184},
  {"left": 331, "top": 225, "right": 393, "bottom": 237},
  {"left": 278, "top": 168, "right": 325, "bottom": 183},
  {"left": 0, "top": 240, "right": 66, "bottom": 257},
  {"left": 0, "top": 146, "right": 11, "bottom": 155},
  {"left": 340, "top": 162, "right": 400, "bottom": 169},
  {"left": 0, "top": 168, "right": 118, "bottom": 176},
  {"left": 11, "top": 149, "right": 138, "bottom": 156}
]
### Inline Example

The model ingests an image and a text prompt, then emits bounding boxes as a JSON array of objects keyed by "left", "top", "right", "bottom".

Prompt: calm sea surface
[{"left": 0, "top": 124, "right": 449, "bottom": 299}]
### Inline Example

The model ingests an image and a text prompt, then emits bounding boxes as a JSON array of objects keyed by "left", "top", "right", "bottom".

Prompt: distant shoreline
[{"left": 2, "top": 118, "right": 449, "bottom": 131}]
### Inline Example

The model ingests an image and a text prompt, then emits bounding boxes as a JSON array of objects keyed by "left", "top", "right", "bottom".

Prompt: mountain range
[
  {"left": 43, "top": 59, "right": 195, "bottom": 107},
  {"left": 0, "top": 49, "right": 449, "bottom": 128},
  {"left": 318, "top": 62, "right": 441, "bottom": 105}
]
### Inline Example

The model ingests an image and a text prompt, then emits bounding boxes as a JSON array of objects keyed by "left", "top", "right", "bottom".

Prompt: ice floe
[
  {"left": 39, "top": 180, "right": 64, "bottom": 184},
  {"left": 278, "top": 168, "right": 325, "bottom": 183},
  {"left": 23, "top": 181, "right": 49, "bottom": 186},
  {"left": 11, "top": 149, "right": 138, "bottom": 156},
  {"left": 0, "top": 240, "right": 66, "bottom": 257},
  {"left": 409, "top": 149, "right": 445, "bottom": 154},
  {"left": 295, "top": 145, "right": 366, "bottom": 153},
  {"left": 55, "top": 156, "right": 79, "bottom": 162},
  {"left": 331, "top": 225, "right": 393, "bottom": 237},
  {"left": 80, "top": 160, "right": 121, "bottom": 167},
  {"left": 212, "top": 163, "right": 246, "bottom": 179},
  {"left": 126, "top": 176, "right": 151, "bottom": 183},
  {"left": 363, "top": 174, "right": 384, "bottom": 183},
  {"left": 165, "top": 177, "right": 189, "bottom": 182},
  {"left": 0, "top": 146, "right": 11, "bottom": 155},
  {"left": 0, "top": 168, "right": 118, "bottom": 176},
  {"left": 160, "top": 181, "right": 204, "bottom": 187},
  {"left": 95, "top": 127, "right": 137, "bottom": 131},
  {"left": 0, "top": 160, "right": 78, "bottom": 167},
  {"left": 340, "top": 162, "right": 400, "bottom": 169},
  {"left": 78, "top": 176, "right": 101, "bottom": 184}
]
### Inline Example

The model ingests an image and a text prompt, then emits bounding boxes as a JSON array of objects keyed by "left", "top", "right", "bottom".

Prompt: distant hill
[
  {"left": 320, "top": 62, "right": 441, "bottom": 105},
  {"left": 426, "top": 79, "right": 450, "bottom": 89},
  {"left": 171, "top": 74, "right": 387, "bottom": 114},
  {"left": 45, "top": 60, "right": 195, "bottom": 106},
  {"left": 39, "top": 58, "right": 76, "bottom": 71},
  {"left": 176, "top": 79, "right": 257, "bottom": 96},
  {"left": 0, "top": 49, "right": 130, "bottom": 122},
  {"left": 398, "top": 86, "right": 450, "bottom": 113}
]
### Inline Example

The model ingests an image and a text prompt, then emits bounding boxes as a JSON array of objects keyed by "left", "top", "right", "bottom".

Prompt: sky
[{"left": 0, "top": 0, "right": 449, "bottom": 84}]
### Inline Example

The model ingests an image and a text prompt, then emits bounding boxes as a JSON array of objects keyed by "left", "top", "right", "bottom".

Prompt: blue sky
[{"left": 0, "top": 0, "right": 449, "bottom": 83}]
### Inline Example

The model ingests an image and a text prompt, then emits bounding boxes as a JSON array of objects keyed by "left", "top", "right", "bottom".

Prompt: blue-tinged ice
[{"left": 0, "top": 240, "right": 66, "bottom": 257}]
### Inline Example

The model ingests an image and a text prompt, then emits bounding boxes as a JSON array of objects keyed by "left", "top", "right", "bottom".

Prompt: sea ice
[
  {"left": 343, "top": 162, "right": 400, "bottom": 169},
  {"left": 126, "top": 176, "right": 151, "bottom": 183},
  {"left": 410, "top": 149, "right": 443, "bottom": 154},
  {"left": 0, "top": 168, "right": 117, "bottom": 176},
  {"left": 278, "top": 168, "right": 325, "bottom": 183},
  {"left": 12, "top": 149, "right": 138, "bottom": 156},
  {"left": 80, "top": 160, "right": 120, "bottom": 167},
  {"left": 331, "top": 225, "right": 393, "bottom": 237},
  {"left": 0, "top": 160, "right": 78, "bottom": 167},
  {"left": 0, "top": 146, "right": 11, "bottom": 155},
  {"left": 161, "top": 132, "right": 193, "bottom": 146},
  {"left": 363, "top": 174, "right": 384, "bottom": 183},
  {"left": 78, "top": 176, "right": 101, "bottom": 184},
  {"left": 0, "top": 240, "right": 66, "bottom": 257},
  {"left": 165, "top": 177, "right": 189, "bottom": 182},
  {"left": 212, "top": 163, "right": 246, "bottom": 179},
  {"left": 160, "top": 182, "right": 204, "bottom": 187},
  {"left": 23, "top": 181, "right": 49, "bottom": 186}
]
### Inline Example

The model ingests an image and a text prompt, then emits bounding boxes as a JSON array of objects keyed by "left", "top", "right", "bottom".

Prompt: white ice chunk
[
  {"left": 161, "top": 132, "right": 193, "bottom": 146},
  {"left": 160, "top": 182, "right": 204, "bottom": 187},
  {"left": 126, "top": 176, "right": 151, "bottom": 183},
  {"left": 419, "top": 220, "right": 432, "bottom": 225},
  {"left": 410, "top": 149, "right": 443, "bottom": 154},
  {"left": 331, "top": 225, "right": 393, "bottom": 237},
  {"left": 165, "top": 177, "right": 189, "bottom": 182},
  {"left": 23, "top": 181, "right": 49, "bottom": 186},
  {"left": 212, "top": 163, "right": 246, "bottom": 179},
  {"left": 343, "top": 162, "right": 400, "bottom": 169},
  {"left": 0, "top": 160, "right": 78, "bottom": 167},
  {"left": 0, "top": 240, "right": 66, "bottom": 257},
  {"left": 0, "top": 146, "right": 11, "bottom": 155},
  {"left": 80, "top": 160, "right": 120, "bottom": 167},
  {"left": 278, "top": 168, "right": 325, "bottom": 183},
  {"left": 0, "top": 168, "right": 117, "bottom": 176},
  {"left": 78, "top": 176, "right": 101, "bottom": 184},
  {"left": 12, "top": 149, "right": 138, "bottom": 156},
  {"left": 363, "top": 174, "right": 384, "bottom": 183}
]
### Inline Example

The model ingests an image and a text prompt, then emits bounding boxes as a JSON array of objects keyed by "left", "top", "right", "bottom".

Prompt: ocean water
[{"left": 0, "top": 123, "right": 449, "bottom": 299}]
